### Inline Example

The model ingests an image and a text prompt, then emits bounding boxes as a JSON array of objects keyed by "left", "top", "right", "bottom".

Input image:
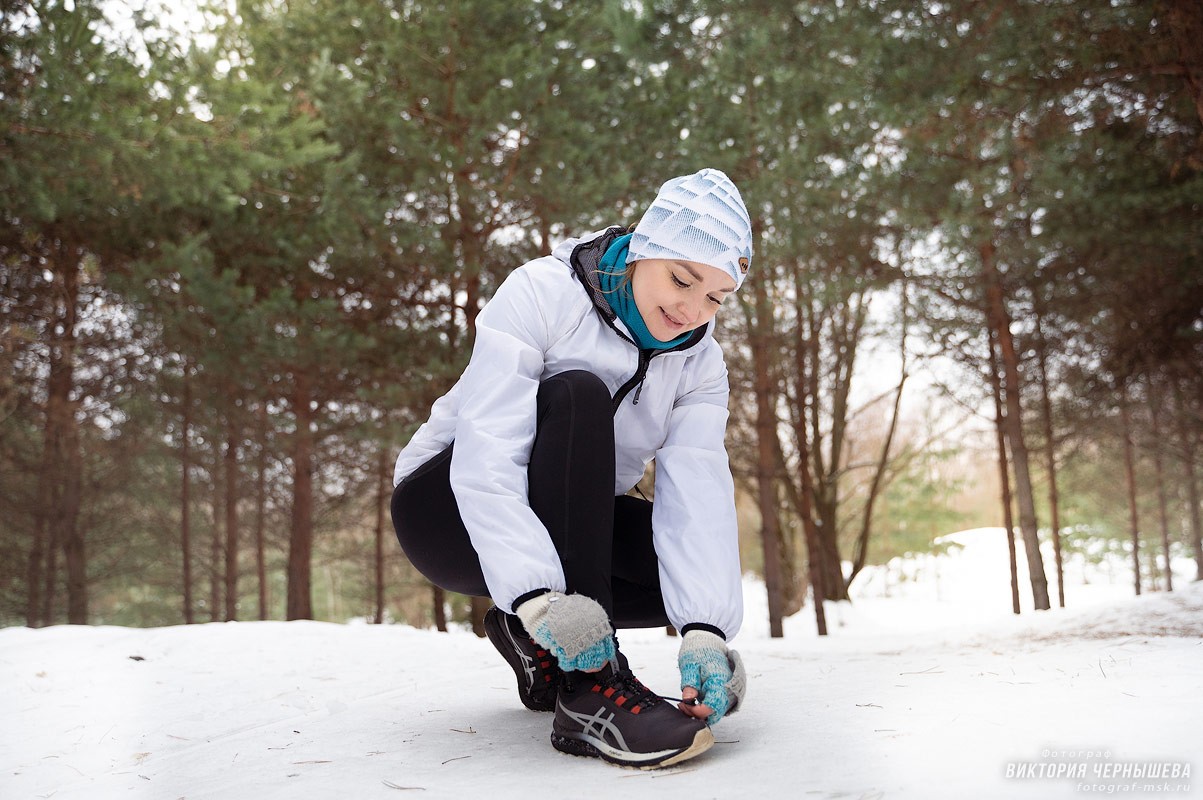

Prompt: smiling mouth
[{"left": 661, "top": 308, "right": 685, "bottom": 328}]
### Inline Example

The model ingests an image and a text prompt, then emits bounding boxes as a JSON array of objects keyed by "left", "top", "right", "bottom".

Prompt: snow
[{"left": 3, "top": 528, "right": 1200, "bottom": 800}]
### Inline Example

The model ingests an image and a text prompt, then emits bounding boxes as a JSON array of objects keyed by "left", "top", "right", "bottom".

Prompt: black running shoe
[
  {"left": 551, "top": 662, "right": 714, "bottom": 769},
  {"left": 483, "top": 605, "right": 563, "bottom": 712}
]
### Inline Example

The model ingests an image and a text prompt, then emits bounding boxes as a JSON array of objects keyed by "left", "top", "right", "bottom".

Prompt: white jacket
[{"left": 393, "top": 228, "right": 743, "bottom": 640}]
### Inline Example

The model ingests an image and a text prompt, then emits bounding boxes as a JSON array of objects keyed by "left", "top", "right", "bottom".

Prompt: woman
[{"left": 392, "top": 168, "right": 750, "bottom": 770}]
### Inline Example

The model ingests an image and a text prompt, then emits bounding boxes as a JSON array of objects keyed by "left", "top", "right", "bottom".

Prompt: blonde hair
[{"left": 594, "top": 260, "right": 637, "bottom": 295}]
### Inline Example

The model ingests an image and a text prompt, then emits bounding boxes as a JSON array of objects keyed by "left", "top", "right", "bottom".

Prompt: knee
[{"left": 537, "top": 370, "right": 611, "bottom": 415}]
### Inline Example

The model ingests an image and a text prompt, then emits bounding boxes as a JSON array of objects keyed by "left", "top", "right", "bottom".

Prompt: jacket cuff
[
  {"left": 511, "top": 587, "right": 553, "bottom": 615},
  {"left": 680, "top": 622, "right": 727, "bottom": 641}
]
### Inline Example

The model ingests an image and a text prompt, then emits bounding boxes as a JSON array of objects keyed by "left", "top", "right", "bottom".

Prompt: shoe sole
[
  {"left": 483, "top": 609, "right": 556, "bottom": 713},
  {"left": 550, "top": 726, "right": 715, "bottom": 770}
]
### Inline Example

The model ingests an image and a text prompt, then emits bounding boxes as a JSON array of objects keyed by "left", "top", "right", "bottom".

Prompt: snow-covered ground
[{"left": 3, "top": 528, "right": 1200, "bottom": 800}]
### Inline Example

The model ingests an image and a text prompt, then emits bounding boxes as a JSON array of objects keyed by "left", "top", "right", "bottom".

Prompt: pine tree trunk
[
  {"left": 750, "top": 271, "right": 786, "bottom": 638},
  {"left": 981, "top": 240, "right": 1050, "bottom": 610},
  {"left": 38, "top": 250, "right": 86, "bottom": 624},
  {"left": 1033, "top": 310, "right": 1066, "bottom": 607},
  {"left": 27, "top": 414, "right": 52, "bottom": 627},
  {"left": 224, "top": 427, "right": 239, "bottom": 621},
  {"left": 1119, "top": 391, "right": 1142, "bottom": 596},
  {"left": 812, "top": 355, "right": 853, "bottom": 602},
  {"left": 1171, "top": 378, "right": 1203, "bottom": 581},
  {"left": 41, "top": 523, "right": 57, "bottom": 624},
  {"left": 255, "top": 404, "right": 268, "bottom": 620},
  {"left": 287, "top": 371, "right": 315, "bottom": 620},
  {"left": 1147, "top": 379, "right": 1174, "bottom": 592},
  {"left": 432, "top": 585, "right": 447, "bottom": 632},
  {"left": 798, "top": 288, "right": 848, "bottom": 605},
  {"left": 209, "top": 478, "right": 221, "bottom": 622},
  {"left": 988, "top": 325, "right": 1021, "bottom": 615},
  {"left": 39, "top": 412, "right": 62, "bottom": 625},
  {"left": 791, "top": 285, "right": 827, "bottom": 635},
  {"left": 374, "top": 449, "right": 387, "bottom": 624},
  {"left": 470, "top": 596, "right": 488, "bottom": 637},
  {"left": 181, "top": 367, "right": 194, "bottom": 624},
  {"left": 801, "top": 504, "right": 828, "bottom": 637},
  {"left": 61, "top": 408, "right": 85, "bottom": 624}
]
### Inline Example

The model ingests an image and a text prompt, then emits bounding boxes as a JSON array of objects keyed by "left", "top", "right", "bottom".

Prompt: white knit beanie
[{"left": 626, "top": 168, "right": 753, "bottom": 289}]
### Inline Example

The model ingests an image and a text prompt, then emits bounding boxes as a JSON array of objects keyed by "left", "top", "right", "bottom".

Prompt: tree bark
[
  {"left": 980, "top": 240, "right": 1050, "bottom": 610},
  {"left": 287, "top": 370, "right": 315, "bottom": 620},
  {"left": 1146, "top": 377, "right": 1174, "bottom": 591},
  {"left": 1171, "top": 378, "right": 1203, "bottom": 581},
  {"left": 181, "top": 366, "right": 194, "bottom": 624},
  {"left": 224, "top": 427, "right": 239, "bottom": 621},
  {"left": 800, "top": 492, "right": 828, "bottom": 637},
  {"left": 432, "top": 585, "right": 447, "bottom": 632},
  {"left": 37, "top": 248, "right": 86, "bottom": 624},
  {"left": 27, "top": 400, "right": 53, "bottom": 627},
  {"left": 470, "top": 596, "right": 488, "bottom": 638},
  {"left": 209, "top": 471, "right": 222, "bottom": 622},
  {"left": 374, "top": 448, "right": 387, "bottom": 624},
  {"left": 1119, "top": 390, "right": 1143, "bottom": 596},
  {"left": 60, "top": 397, "right": 85, "bottom": 625},
  {"left": 255, "top": 404, "right": 268, "bottom": 619},
  {"left": 748, "top": 269, "right": 786, "bottom": 637},
  {"left": 987, "top": 324, "right": 1021, "bottom": 615},
  {"left": 791, "top": 279, "right": 827, "bottom": 635},
  {"left": 1033, "top": 308, "right": 1066, "bottom": 607},
  {"left": 41, "top": 514, "right": 58, "bottom": 625},
  {"left": 809, "top": 298, "right": 863, "bottom": 602}
]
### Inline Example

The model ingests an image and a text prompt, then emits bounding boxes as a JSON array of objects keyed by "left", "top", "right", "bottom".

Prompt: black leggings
[{"left": 391, "top": 370, "right": 670, "bottom": 629}]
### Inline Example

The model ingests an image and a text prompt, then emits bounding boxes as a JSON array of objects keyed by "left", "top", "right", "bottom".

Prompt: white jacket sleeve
[
  {"left": 651, "top": 350, "right": 744, "bottom": 640},
  {"left": 450, "top": 267, "right": 566, "bottom": 612}
]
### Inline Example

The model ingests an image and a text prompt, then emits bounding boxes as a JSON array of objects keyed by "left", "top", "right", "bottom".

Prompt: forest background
[{"left": 2, "top": 0, "right": 1201, "bottom": 637}]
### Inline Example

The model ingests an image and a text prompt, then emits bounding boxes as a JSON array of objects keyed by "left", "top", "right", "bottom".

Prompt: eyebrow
[{"left": 676, "top": 261, "right": 736, "bottom": 294}]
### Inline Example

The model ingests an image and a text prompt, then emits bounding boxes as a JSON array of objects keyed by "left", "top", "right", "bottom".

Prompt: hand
[
  {"left": 677, "top": 630, "right": 746, "bottom": 725},
  {"left": 515, "top": 592, "right": 616, "bottom": 673}
]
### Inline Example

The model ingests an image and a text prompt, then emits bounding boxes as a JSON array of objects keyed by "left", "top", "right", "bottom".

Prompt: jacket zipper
[{"left": 612, "top": 348, "right": 653, "bottom": 414}]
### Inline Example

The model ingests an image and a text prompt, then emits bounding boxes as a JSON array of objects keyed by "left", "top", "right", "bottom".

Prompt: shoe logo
[
  {"left": 558, "top": 702, "right": 630, "bottom": 752},
  {"left": 502, "top": 623, "right": 537, "bottom": 689}
]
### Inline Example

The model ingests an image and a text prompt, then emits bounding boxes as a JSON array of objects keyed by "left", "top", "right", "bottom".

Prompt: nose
[{"left": 676, "top": 298, "right": 701, "bottom": 324}]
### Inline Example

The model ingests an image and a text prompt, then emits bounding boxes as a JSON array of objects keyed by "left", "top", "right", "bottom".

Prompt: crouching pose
[{"left": 392, "top": 169, "right": 751, "bottom": 769}]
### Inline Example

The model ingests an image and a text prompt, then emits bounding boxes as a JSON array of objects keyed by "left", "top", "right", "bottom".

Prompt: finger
[
  {"left": 677, "top": 701, "right": 712, "bottom": 719},
  {"left": 681, "top": 686, "right": 699, "bottom": 701}
]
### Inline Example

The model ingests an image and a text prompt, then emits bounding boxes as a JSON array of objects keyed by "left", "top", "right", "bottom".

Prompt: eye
[
  {"left": 671, "top": 273, "right": 690, "bottom": 289},
  {"left": 709, "top": 296, "right": 723, "bottom": 306}
]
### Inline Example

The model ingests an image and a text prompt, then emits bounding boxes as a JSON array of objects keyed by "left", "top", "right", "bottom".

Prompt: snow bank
[{"left": 3, "top": 533, "right": 1200, "bottom": 800}]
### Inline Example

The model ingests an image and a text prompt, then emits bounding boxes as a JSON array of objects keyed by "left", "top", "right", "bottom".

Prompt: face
[{"left": 630, "top": 259, "right": 737, "bottom": 341}]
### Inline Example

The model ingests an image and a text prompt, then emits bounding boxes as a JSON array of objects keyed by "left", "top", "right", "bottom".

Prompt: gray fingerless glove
[
  {"left": 515, "top": 592, "right": 616, "bottom": 672},
  {"left": 678, "top": 630, "right": 746, "bottom": 724}
]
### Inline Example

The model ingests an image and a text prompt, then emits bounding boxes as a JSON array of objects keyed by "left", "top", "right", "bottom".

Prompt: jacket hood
[{"left": 552, "top": 226, "right": 713, "bottom": 353}]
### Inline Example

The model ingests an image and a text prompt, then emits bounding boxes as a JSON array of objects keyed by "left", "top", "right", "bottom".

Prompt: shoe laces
[
  {"left": 594, "top": 666, "right": 662, "bottom": 712},
  {"left": 528, "top": 639, "right": 562, "bottom": 681}
]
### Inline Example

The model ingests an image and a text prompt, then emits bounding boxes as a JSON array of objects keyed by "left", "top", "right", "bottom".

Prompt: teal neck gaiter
[{"left": 598, "top": 233, "right": 691, "bottom": 351}]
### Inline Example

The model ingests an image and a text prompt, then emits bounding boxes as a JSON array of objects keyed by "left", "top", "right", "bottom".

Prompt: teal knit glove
[
  {"left": 678, "top": 630, "right": 746, "bottom": 724},
  {"left": 515, "top": 592, "right": 616, "bottom": 673}
]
